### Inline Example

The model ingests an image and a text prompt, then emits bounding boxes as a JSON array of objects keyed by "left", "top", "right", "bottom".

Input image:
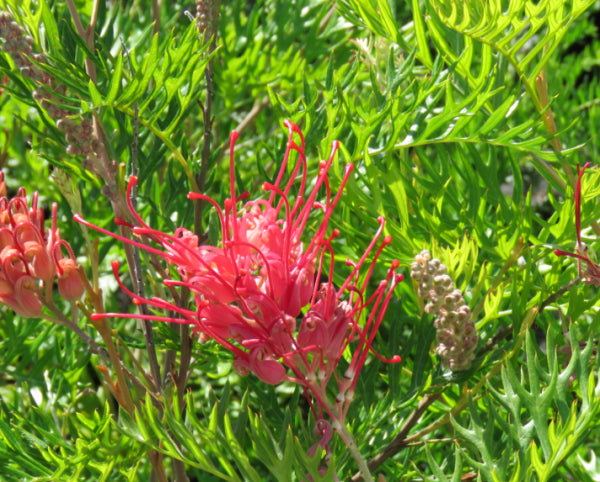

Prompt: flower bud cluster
[
  {"left": 411, "top": 249, "right": 477, "bottom": 371},
  {"left": 0, "top": 12, "right": 51, "bottom": 84},
  {"left": 56, "top": 117, "right": 101, "bottom": 161},
  {"left": 0, "top": 172, "right": 84, "bottom": 317},
  {"left": 0, "top": 12, "right": 101, "bottom": 163}
]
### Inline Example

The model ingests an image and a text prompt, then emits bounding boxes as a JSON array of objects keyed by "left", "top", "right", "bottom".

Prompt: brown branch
[
  {"left": 151, "top": 0, "right": 161, "bottom": 34},
  {"left": 65, "top": 0, "right": 98, "bottom": 83},
  {"left": 350, "top": 393, "right": 441, "bottom": 481},
  {"left": 42, "top": 301, "right": 108, "bottom": 360},
  {"left": 319, "top": 2, "right": 337, "bottom": 34},
  {"left": 233, "top": 96, "right": 270, "bottom": 136},
  {"left": 120, "top": 38, "right": 162, "bottom": 393},
  {"left": 43, "top": 298, "right": 136, "bottom": 413},
  {"left": 194, "top": 0, "right": 221, "bottom": 236}
]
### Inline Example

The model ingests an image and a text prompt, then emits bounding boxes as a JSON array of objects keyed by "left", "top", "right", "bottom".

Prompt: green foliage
[
  {"left": 0, "top": 400, "right": 147, "bottom": 481},
  {"left": 0, "top": 312, "right": 146, "bottom": 481},
  {"left": 452, "top": 327, "right": 600, "bottom": 481},
  {"left": 427, "top": 0, "right": 595, "bottom": 90},
  {"left": 116, "top": 387, "right": 333, "bottom": 482},
  {"left": 1, "top": 0, "right": 600, "bottom": 480}
]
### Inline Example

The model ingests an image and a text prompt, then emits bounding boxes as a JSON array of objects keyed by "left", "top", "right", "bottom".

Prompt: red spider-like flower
[
  {"left": 555, "top": 162, "right": 600, "bottom": 286},
  {"left": 76, "top": 120, "right": 401, "bottom": 423},
  {"left": 0, "top": 173, "right": 84, "bottom": 317}
]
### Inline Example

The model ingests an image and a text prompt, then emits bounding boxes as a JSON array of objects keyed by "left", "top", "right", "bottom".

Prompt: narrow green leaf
[
  {"left": 376, "top": 0, "right": 400, "bottom": 43},
  {"left": 88, "top": 79, "right": 102, "bottom": 107},
  {"left": 106, "top": 53, "right": 123, "bottom": 105},
  {"left": 412, "top": 0, "right": 433, "bottom": 68}
]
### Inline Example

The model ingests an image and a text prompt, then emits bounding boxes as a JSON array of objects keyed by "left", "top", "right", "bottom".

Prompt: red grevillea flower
[
  {"left": 77, "top": 120, "right": 401, "bottom": 423},
  {"left": 0, "top": 173, "right": 84, "bottom": 317},
  {"left": 555, "top": 163, "right": 600, "bottom": 286}
]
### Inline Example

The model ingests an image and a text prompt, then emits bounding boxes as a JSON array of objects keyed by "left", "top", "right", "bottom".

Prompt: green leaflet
[
  {"left": 451, "top": 326, "right": 600, "bottom": 482},
  {"left": 427, "top": 0, "right": 596, "bottom": 96}
]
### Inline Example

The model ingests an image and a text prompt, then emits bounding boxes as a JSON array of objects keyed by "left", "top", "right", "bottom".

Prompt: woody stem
[
  {"left": 91, "top": 315, "right": 136, "bottom": 414},
  {"left": 84, "top": 278, "right": 136, "bottom": 414},
  {"left": 335, "top": 422, "right": 374, "bottom": 482}
]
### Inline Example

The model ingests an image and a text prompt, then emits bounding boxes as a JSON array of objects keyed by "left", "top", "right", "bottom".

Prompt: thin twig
[
  {"left": 65, "top": 0, "right": 134, "bottom": 224},
  {"left": 120, "top": 338, "right": 158, "bottom": 388},
  {"left": 540, "top": 275, "right": 583, "bottom": 312},
  {"left": 44, "top": 300, "right": 163, "bottom": 409},
  {"left": 233, "top": 96, "right": 270, "bottom": 135},
  {"left": 350, "top": 393, "right": 441, "bottom": 481},
  {"left": 151, "top": 0, "right": 161, "bottom": 34},
  {"left": 319, "top": 3, "right": 337, "bottom": 34},
  {"left": 65, "top": 0, "right": 98, "bottom": 82},
  {"left": 535, "top": 65, "right": 600, "bottom": 237},
  {"left": 43, "top": 298, "right": 135, "bottom": 412},
  {"left": 41, "top": 302, "right": 109, "bottom": 360},
  {"left": 119, "top": 361, "right": 163, "bottom": 409},
  {"left": 121, "top": 37, "right": 162, "bottom": 392},
  {"left": 194, "top": 0, "right": 220, "bottom": 235},
  {"left": 338, "top": 423, "right": 374, "bottom": 482}
]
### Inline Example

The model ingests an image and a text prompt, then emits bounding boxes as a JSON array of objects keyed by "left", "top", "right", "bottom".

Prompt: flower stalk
[{"left": 554, "top": 162, "right": 600, "bottom": 285}]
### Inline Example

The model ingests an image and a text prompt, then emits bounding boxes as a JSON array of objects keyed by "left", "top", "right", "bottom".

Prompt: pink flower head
[
  {"left": 0, "top": 173, "right": 84, "bottom": 317},
  {"left": 80, "top": 120, "right": 401, "bottom": 423},
  {"left": 555, "top": 163, "right": 600, "bottom": 286}
]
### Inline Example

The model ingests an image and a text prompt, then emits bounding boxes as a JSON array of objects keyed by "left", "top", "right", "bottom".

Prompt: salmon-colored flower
[
  {"left": 0, "top": 173, "right": 84, "bottom": 317},
  {"left": 79, "top": 120, "right": 401, "bottom": 422}
]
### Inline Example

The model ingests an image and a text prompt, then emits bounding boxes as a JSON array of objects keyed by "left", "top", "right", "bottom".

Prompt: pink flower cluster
[
  {"left": 0, "top": 173, "right": 84, "bottom": 317},
  {"left": 78, "top": 121, "right": 401, "bottom": 421}
]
